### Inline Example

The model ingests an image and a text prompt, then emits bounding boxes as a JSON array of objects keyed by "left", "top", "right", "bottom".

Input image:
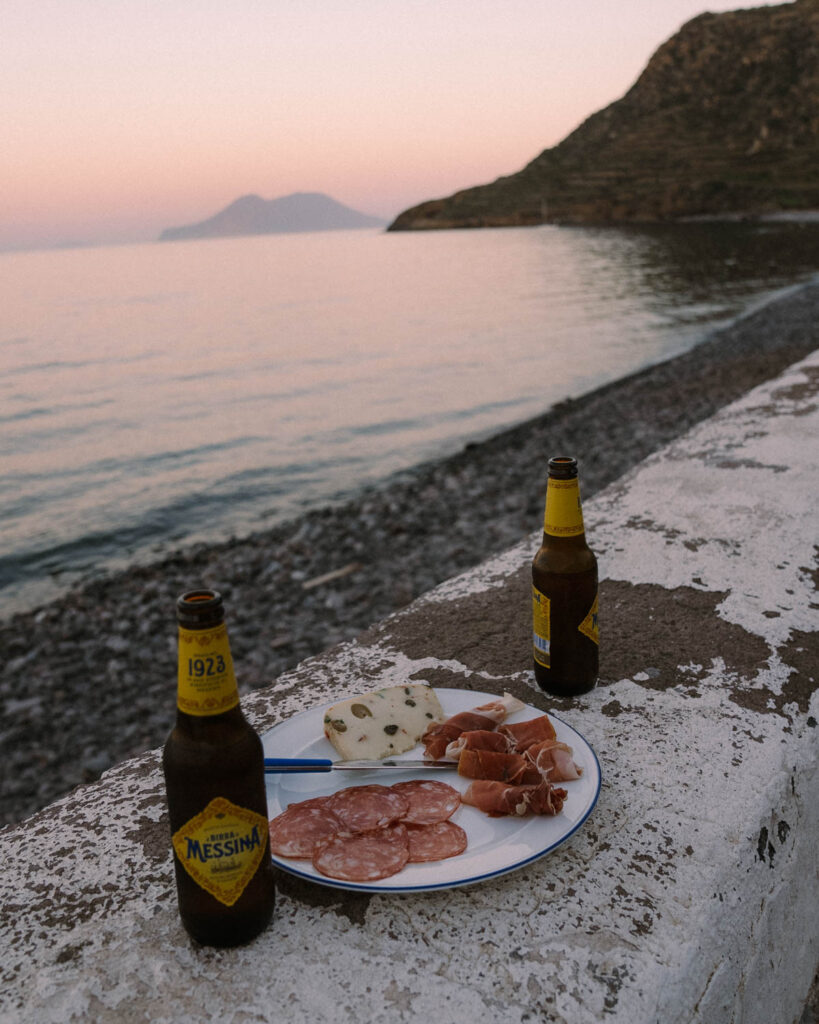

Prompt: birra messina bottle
[
  {"left": 532, "top": 456, "right": 599, "bottom": 697},
  {"left": 162, "top": 589, "right": 275, "bottom": 947}
]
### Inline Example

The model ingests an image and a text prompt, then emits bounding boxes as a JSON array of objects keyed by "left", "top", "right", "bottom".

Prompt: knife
[{"left": 264, "top": 757, "right": 457, "bottom": 773}]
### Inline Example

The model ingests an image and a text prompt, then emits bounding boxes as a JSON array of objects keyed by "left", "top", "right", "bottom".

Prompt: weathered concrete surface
[{"left": 1, "top": 352, "right": 817, "bottom": 1024}]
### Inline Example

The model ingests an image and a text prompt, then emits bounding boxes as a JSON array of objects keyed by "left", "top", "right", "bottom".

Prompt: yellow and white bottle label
[
  {"left": 543, "top": 477, "right": 585, "bottom": 537},
  {"left": 532, "top": 586, "right": 551, "bottom": 668},
  {"left": 172, "top": 797, "right": 267, "bottom": 907},
  {"left": 177, "top": 624, "right": 240, "bottom": 716}
]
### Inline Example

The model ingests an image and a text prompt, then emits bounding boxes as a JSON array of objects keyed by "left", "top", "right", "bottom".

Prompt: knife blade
[{"left": 264, "top": 757, "right": 457, "bottom": 773}]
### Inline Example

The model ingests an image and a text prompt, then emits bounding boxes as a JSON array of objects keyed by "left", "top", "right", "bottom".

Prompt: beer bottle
[
  {"left": 531, "top": 456, "right": 599, "bottom": 696},
  {"left": 162, "top": 589, "right": 275, "bottom": 947}
]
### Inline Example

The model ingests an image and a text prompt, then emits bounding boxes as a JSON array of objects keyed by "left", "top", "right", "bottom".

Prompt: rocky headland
[
  {"left": 160, "top": 191, "right": 385, "bottom": 242},
  {"left": 390, "top": 0, "right": 819, "bottom": 230},
  {"left": 2, "top": 278, "right": 818, "bottom": 828}
]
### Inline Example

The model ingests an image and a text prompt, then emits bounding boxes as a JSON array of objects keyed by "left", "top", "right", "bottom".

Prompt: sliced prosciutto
[
  {"left": 327, "top": 784, "right": 410, "bottom": 833},
  {"left": 444, "top": 729, "right": 515, "bottom": 761},
  {"left": 498, "top": 715, "right": 557, "bottom": 753},
  {"left": 268, "top": 797, "right": 344, "bottom": 859},
  {"left": 472, "top": 693, "right": 526, "bottom": 722},
  {"left": 390, "top": 779, "right": 461, "bottom": 825},
  {"left": 457, "top": 749, "right": 541, "bottom": 785},
  {"left": 525, "top": 740, "right": 584, "bottom": 782},
  {"left": 312, "top": 823, "right": 410, "bottom": 882},
  {"left": 405, "top": 821, "right": 468, "bottom": 863},
  {"left": 461, "top": 779, "right": 567, "bottom": 817},
  {"left": 422, "top": 692, "right": 525, "bottom": 759},
  {"left": 422, "top": 712, "right": 500, "bottom": 760}
]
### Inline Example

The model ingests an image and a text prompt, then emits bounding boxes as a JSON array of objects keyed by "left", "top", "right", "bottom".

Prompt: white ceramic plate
[{"left": 262, "top": 688, "right": 601, "bottom": 894}]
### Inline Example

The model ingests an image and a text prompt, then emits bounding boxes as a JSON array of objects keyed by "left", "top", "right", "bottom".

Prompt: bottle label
[
  {"left": 579, "top": 592, "right": 599, "bottom": 645},
  {"left": 532, "top": 586, "right": 551, "bottom": 668},
  {"left": 172, "top": 797, "right": 268, "bottom": 907},
  {"left": 177, "top": 625, "right": 240, "bottom": 716},
  {"left": 543, "top": 477, "right": 585, "bottom": 537},
  {"left": 533, "top": 587, "right": 599, "bottom": 666}
]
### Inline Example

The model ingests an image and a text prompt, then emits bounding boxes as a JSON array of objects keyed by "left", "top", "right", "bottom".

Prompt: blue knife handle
[{"left": 264, "top": 757, "right": 333, "bottom": 772}]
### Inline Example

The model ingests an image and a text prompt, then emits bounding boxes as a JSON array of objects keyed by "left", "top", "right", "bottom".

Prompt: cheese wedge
[{"left": 322, "top": 684, "right": 444, "bottom": 760}]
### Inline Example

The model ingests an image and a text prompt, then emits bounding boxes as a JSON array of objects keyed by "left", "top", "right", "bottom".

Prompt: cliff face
[{"left": 389, "top": 0, "right": 819, "bottom": 230}]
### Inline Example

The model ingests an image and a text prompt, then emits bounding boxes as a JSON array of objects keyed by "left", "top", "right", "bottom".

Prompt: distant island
[
  {"left": 390, "top": 0, "right": 819, "bottom": 229},
  {"left": 159, "top": 192, "right": 385, "bottom": 242}
]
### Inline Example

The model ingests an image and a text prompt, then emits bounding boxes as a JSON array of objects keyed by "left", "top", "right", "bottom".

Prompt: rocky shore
[{"left": 2, "top": 279, "right": 818, "bottom": 828}]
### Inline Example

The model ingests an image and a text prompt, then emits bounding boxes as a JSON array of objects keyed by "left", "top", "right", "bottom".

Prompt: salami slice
[
  {"left": 268, "top": 797, "right": 344, "bottom": 859},
  {"left": 405, "top": 821, "right": 468, "bottom": 863},
  {"left": 390, "top": 779, "right": 461, "bottom": 825},
  {"left": 327, "top": 784, "right": 410, "bottom": 832},
  {"left": 312, "top": 823, "right": 410, "bottom": 882}
]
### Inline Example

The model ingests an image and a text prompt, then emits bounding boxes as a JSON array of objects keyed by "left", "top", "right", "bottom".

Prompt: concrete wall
[{"left": 1, "top": 351, "right": 817, "bottom": 1024}]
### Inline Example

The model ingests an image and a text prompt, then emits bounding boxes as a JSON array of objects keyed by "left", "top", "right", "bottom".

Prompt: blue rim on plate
[{"left": 262, "top": 687, "right": 601, "bottom": 894}]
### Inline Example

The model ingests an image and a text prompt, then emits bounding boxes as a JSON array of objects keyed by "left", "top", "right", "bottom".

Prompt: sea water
[{"left": 2, "top": 220, "right": 817, "bottom": 615}]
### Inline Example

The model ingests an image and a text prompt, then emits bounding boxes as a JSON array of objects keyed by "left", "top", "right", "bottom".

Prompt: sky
[{"left": 3, "top": 0, "right": 782, "bottom": 251}]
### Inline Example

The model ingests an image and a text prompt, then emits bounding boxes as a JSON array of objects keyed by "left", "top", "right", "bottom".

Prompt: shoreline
[{"left": 2, "top": 277, "right": 819, "bottom": 827}]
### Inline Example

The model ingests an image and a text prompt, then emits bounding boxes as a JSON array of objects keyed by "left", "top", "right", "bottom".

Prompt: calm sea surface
[{"left": 2, "top": 221, "right": 818, "bottom": 616}]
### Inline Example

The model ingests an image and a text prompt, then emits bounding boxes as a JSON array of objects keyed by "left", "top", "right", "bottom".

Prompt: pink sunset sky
[{"left": 4, "top": 0, "right": 780, "bottom": 251}]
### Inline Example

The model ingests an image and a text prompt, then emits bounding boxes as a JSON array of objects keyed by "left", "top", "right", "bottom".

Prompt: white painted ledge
[{"left": 1, "top": 352, "right": 817, "bottom": 1024}]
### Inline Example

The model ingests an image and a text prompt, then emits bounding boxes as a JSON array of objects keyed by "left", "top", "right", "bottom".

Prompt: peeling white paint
[
  {"left": 586, "top": 352, "right": 819, "bottom": 654},
  {"left": 418, "top": 537, "right": 533, "bottom": 603}
]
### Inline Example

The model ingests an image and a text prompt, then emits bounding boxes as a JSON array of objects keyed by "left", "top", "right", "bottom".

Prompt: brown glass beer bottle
[
  {"left": 162, "top": 589, "right": 275, "bottom": 947},
  {"left": 531, "top": 456, "right": 599, "bottom": 697}
]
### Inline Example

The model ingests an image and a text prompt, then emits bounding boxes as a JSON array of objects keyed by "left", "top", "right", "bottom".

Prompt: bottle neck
[
  {"left": 176, "top": 620, "right": 241, "bottom": 718},
  {"left": 543, "top": 474, "right": 586, "bottom": 539}
]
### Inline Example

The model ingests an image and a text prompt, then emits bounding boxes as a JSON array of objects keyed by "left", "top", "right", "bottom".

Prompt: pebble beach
[{"left": 2, "top": 278, "right": 818, "bottom": 828}]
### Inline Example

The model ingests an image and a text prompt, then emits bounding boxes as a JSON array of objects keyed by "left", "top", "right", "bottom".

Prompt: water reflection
[{"left": 572, "top": 220, "right": 819, "bottom": 314}]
